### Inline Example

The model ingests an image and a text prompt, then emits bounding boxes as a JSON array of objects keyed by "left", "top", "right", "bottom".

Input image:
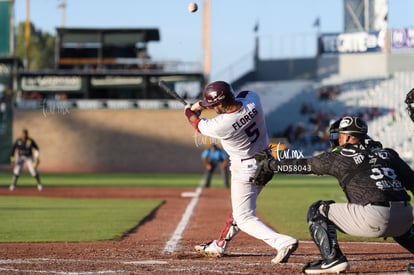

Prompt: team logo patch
[{"left": 339, "top": 116, "right": 353, "bottom": 128}]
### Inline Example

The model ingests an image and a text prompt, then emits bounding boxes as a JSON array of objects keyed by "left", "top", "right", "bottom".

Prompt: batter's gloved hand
[
  {"left": 191, "top": 101, "right": 205, "bottom": 112},
  {"left": 184, "top": 103, "right": 192, "bottom": 111},
  {"left": 253, "top": 149, "right": 275, "bottom": 186}
]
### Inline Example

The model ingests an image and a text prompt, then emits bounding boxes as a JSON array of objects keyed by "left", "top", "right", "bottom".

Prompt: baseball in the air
[{"left": 188, "top": 2, "right": 198, "bottom": 13}]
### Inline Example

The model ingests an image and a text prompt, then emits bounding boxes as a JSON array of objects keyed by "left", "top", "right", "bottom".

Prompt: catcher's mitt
[
  {"left": 252, "top": 149, "right": 275, "bottom": 186},
  {"left": 406, "top": 88, "right": 414, "bottom": 123}
]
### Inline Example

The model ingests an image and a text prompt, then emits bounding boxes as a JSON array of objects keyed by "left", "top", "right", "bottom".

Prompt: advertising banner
[
  {"left": 319, "top": 31, "right": 385, "bottom": 54},
  {"left": 391, "top": 28, "right": 414, "bottom": 51}
]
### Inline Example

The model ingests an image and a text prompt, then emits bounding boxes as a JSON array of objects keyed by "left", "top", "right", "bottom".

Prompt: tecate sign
[{"left": 320, "top": 31, "right": 385, "bottom": 54}]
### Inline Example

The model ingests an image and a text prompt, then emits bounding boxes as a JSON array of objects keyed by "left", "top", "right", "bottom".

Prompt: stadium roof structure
[{"left": 56, "top": 27, "right": 160, "bottom": 45}]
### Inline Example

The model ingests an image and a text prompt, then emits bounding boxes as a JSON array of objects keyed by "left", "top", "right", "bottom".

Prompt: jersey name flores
[{"left": 198, "top": 91, "right": 269, "bottom": 160}]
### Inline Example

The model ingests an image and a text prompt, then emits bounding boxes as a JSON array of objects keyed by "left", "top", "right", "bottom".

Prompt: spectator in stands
[
  {"left": 201, "top": 143, "right": 230, "bottom": 188},
  {"left": 300, "top": 102, "right": 314, "bottom": 115},
  {"left": 318, "top": 85, "right": 340, "bottom": 100},
  {"left": 283, "top": 124, "right": 295, "bottom": 143}
]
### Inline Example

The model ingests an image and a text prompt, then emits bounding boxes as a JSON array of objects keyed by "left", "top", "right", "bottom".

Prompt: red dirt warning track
[{"left": 0, "top": 186, "right": 412, "bottom": 274}]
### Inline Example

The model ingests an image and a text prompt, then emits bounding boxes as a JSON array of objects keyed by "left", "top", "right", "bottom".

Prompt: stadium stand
[{"left": 247, "top": 71, "right": 414, "bottom": 164}]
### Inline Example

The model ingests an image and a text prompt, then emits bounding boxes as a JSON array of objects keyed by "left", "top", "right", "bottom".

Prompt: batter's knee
[{"left": 307, "top": 200, "right": 335, "bottom": 223}]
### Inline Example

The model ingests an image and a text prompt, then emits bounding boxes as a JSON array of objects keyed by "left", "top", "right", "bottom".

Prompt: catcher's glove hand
[{"left": 252, "top": 149, "right": 275, "bottom": 186}]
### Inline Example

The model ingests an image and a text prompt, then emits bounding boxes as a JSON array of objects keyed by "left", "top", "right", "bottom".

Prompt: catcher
[
  {"left": 255, "top": 116, "right": 414, "bottom": 274},
  {"left": 9, "top": 128, "right": 43, "bottom": 191}
]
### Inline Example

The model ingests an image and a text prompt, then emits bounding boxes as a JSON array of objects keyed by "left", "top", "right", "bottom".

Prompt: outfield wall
[{"left": 12, "top": 109, "right": 207, "bottom": 173}]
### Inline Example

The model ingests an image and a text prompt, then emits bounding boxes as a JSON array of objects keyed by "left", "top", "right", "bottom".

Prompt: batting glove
[{"left": 191, "top": 101, "right": 205, "bottom": 112}]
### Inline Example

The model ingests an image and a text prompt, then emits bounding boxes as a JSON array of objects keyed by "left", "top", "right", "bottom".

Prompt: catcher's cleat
[
  {"left": 37, "top": 184, "right": 43, "bottom": 192},
  {"left": 271, "top": 241, "right": 298, "bottom": 264},
  {"left": 194, "top": 240, "right": 224, "bottom": 257},
  {"left": 9, "top": 184, "right": 15, "bottom": 191},
  {"left": 302, "top": 255, "right": 349, "bottom": 274},
  {"left": 408, "top": 262, "right": 414, "bottom": 273}
]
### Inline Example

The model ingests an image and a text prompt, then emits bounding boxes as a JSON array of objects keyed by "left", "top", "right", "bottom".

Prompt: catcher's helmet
[
  {"left": 338, "top": 116, "right": 368, "bottom": 138},
  {"left": 328, "top": 118, "right": 342, "bottom": 149},
  {"left": 405, "top": 88, "right": 414, "bottom": 123},
  {"left": 201, "top": 81, "right": 235, "bottom": 107}
]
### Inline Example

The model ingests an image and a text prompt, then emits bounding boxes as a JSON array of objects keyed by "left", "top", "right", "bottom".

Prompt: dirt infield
[{"left": 0, "top": 186, "right": 412, "bottom": 274}]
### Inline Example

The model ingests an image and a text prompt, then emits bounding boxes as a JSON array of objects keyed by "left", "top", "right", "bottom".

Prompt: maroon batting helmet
[{"left": 201, "top": 81, "right": 235, "bottom": 107}]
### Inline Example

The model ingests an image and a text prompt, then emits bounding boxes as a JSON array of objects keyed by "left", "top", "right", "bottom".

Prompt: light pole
[
  {"left": 202, "top": 0, "right": 211, "bottom": 82},
  {"left": 57, "top": 0, "right": 66, "bottom": 27},
  {"left": 25, "top": 0, "right": 30, "bottom": 69}
]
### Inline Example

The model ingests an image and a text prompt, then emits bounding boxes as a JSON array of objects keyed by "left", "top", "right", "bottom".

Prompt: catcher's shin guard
[
  {"left": 394, "top": 225, "right": 414, "bottom": 254},
  {"left": 216, "top": 214, "right": 240, "bottom": 249},
  {"left": 307, "top": 200, "right": 344, "bottom": 261}
]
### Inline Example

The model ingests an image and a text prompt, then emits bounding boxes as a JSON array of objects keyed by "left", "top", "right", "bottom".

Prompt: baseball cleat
[
  {"left": 271, "top": 241, "right": 298, "bottom": 264},
  {"left": 302, "top": 255, "right": 349, "bottom": 274},
  {"left": 194, "top": 240, "right": 224, "bottom": 257},
  {"left": 408, "top": 262, "right": 414, "bottom": 273},
  {"left": 37, "top": 184, "right": 43, "bottom": 192},
  {"left": 9, "top": 184, "right": 15, "bottom": 191}
]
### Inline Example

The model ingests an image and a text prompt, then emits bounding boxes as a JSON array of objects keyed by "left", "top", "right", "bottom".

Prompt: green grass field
[
  {"left": 0, "top": 196, "right": 162, "bottom": 242},
  {"left": 0, "top": 173, "right": 392, "bottom": 242},
  {"left": 0, "top": 173, "right": 204, "bottom": 188}
]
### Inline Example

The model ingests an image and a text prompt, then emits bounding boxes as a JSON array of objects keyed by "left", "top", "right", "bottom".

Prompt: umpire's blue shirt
[{"left": 201, "top": 149, "right": 228, "bottom": 165}]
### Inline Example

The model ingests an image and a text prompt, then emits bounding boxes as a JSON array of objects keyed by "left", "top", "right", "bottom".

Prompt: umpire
[
  {"left": 10, "top": 128, "right": 43, "bottom": 191},
  {"left": 255, "top": 116, "right": 414, "bottom": 274},
  {"left": 201, "top": 143, "right": 230, "bottom": 188}
]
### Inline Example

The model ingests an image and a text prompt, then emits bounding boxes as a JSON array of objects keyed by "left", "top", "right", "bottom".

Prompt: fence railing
[{"left": 15, "top": 99, "right": 185, "bottom": 111}]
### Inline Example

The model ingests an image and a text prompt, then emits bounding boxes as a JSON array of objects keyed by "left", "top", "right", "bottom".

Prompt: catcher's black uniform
[
  {"left": 266, "top": 141, "right": 414, "bottom": 272},
  {"left": 273, "top": 142, "right": 414, "bottom": 205}
]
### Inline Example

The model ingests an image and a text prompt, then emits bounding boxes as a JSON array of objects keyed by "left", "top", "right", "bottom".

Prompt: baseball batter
[
  {"left": 10, "top": 128, "right": 43, "bottom": 191},
  {"left": 185, "top": 81, "right": 298, "bottom": 264},
  {"left": 256, "top": 116, "right": 414, "bottom": 274}
]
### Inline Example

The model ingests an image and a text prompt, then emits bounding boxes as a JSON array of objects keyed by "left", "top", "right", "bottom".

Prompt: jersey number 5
[{"left": 245, "top": 122, "right": 260, "bottom": 143}]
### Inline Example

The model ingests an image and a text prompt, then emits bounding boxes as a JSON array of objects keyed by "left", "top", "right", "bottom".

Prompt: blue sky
[{"left": 13, "top": 0, "right": 414, "bottom": 80}]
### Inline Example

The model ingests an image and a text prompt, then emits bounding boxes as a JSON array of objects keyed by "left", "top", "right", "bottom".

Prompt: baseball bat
[{"left": 158, "top": 80, "right": 188, "bottom": 106}]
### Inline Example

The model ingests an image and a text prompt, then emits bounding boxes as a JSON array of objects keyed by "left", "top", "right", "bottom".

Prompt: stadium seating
[{"left": 240, "top": 71, "right": 414, "bottom": 164}]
